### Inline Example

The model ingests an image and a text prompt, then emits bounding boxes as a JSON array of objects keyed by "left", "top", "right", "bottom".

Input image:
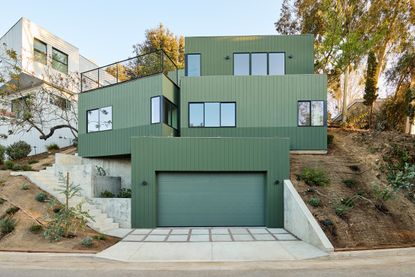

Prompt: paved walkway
[
  {"left": 97, "top": 227, "right": 327, "bottom": 262},
  {"left": 123, "top": 227, "right": 298, "bottom": 242}
]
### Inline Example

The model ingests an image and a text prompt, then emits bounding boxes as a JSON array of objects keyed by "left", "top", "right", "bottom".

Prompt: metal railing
[{"left": 80, "top": 49, "right": 178, "bottom": 93}]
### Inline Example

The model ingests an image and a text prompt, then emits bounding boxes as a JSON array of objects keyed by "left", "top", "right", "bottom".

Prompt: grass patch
[
  {"left": 28, "top": 160, "right": 39, "bottom": 165},
  {"left": 81, "top": 236, "right": 94, "bottom": 248},
  {"left": 35, "top": 192, "right": 48, "bottom": 202},
  {"left": 20, "top": 183, "right": 30, "bottom": 190},
  {"left": 5, "top": 206, "right": 20, "bottom": 216},
  {"left": 0, "top": 217, "right": 17, "bottom": 235},
  {"left": 93, "top": 234, "right": 107, "bottom": 241},
  {"left": 29, "top": 224, "right": 43, "bottom": 234},
  {"left": 300, "top": 167, "right": 330, "bottom": 186},
  {"left": 46, "top": 144, "right": 60, "bottom": 151},
  {"left": 308, "top": 197, "right": 321, "bottom": 207}
]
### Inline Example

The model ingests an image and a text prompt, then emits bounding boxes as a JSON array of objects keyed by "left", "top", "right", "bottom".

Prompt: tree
[{"left": 363, "top": 51, "right": 378, "bottom": 128}]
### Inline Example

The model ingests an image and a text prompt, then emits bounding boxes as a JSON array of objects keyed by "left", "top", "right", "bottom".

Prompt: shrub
[
  {"left": 373, "top": 184, "right": 395, "bottom": 202},
  {"left": 388, "top": 163, "right": 415, "bottom": 191},
  {"left": 0, "top": 145, "right": 5, "bottom": 164},
  {"left": 5, "top": 206, "right": 20, "bottom": 215},
  {"left": 35, "top": 192, "right": 48, "bottom": 202},
  {"left": 46, "top": 144, "right": 59, "bottom": 151},
  {"left": 6, "top": 141, "right": 31, "bottom": 160},
  {"left": 21, "top": 164, "right": 32, "bottom": 171},
  {"left": 117, "top": 188, "right": 132, "bottom": 198},
  {"left": 93, "top": 234, "right": 107, "bottom": 241},
  {"left": 335, "top": 203, "right": 352, "bottom": 217},
  {"left": 28, "top": 160, "right": 39, "bottom": 165},
  {"left": 20, "top": 183, "right": 30, "bottom": 190},
  {"left": 29, "top": 224, "right": 43, "bottom": 234},
  {"left": 342, "top": 179, "right": 358, "bottom": 188},
  {"left": 4, "top": 160, "right": 14, "bottom": 170},
  {"left": 300, "top": 167, "right": 330, "bottom": 186},
  {"left": 308, "top": 197, "right": 321, "bottom": 207},
  {"left": 100, "top": 190, "right": 114, "bottom": 198},
  {"left": 327, "top": 134, "right": 334, "bottom": 147},
  {"left": 0, "top": 217, "right": 17, "bottom": 234},
  {"left": 81, "top": 236, "right": 94, "bottom": 248}
]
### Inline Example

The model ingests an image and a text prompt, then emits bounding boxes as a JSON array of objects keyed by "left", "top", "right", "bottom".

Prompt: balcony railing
[{"left": 80, "top": 49, "right": 179, "bottom": 93}]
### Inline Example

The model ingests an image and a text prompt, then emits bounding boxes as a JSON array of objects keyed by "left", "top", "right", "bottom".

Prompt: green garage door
[{"left": 157, "top": 172, "right": 265, "bottom": 227}]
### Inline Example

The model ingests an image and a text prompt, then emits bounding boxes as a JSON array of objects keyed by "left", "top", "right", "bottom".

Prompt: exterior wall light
[
  {"left": 288, "top": 54, "right": 293, "bottom": 59},
  {"left": 225, "top": 55, "right": 230, "bottom": 60},
  {"left": 142, "top": 181, "right": 148, "bottom": 186},
  {"left": 274, "top": 180, "right": 280, "bottom": 185}
]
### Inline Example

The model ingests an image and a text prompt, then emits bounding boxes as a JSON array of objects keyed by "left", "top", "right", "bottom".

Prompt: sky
[{"left": 0, "top": 0, "right": 283, "bottom": 66}]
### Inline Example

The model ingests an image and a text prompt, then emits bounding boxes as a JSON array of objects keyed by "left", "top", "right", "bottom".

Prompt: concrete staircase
[{"left": 11, "top": 166, "right": 126, "bottom": 236}]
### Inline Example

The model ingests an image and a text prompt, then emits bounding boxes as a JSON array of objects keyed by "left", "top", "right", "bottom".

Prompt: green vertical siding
[
  {"left": 185, "top": 35, "right": 314, "bottom": 75},
  {"left": 180, "top": 75, "right": 327, "bottom": 150},
  {"left": 131, "top": 137, "right": 290, "bottom": 228}
]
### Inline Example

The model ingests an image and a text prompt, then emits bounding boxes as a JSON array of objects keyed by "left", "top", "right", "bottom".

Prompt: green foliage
[
  {"left": 117, "top": 188, "right": 132, "bottom": 198},
  {"left": 29, "top": 224, "right": 43, "bottom": 234},
  {"left": 81, "top": 236, "right": 94, "bottom": 248},
  {"left": 342, "top": 179, "right": 358, "bottom": 188},
  {"left": 35, "top": 192, "right": 48, "bottom": 202},
  {"left": 308, "top": 197, "right": 321, "bottom": 207},
  {"left": 20, "top": 183, "right": 30, "bottom": 190},
  {"left": 0, "top": 217, "right": 16, "bottom": 235},
  {"left": 300, "top": 167, "right": 330, "bottom": 186},
  {"left": 93, "top": 234, "right": 107, "bottom": 241},
  {"left": 0, "top": 145, "right": 5, "bottom": 164},
  {"left": 388, "top": 163, "right": 415, "bottom": 191},
  {"left": 21, "top": 164, "right": 32, "bottom": 171},
  {"left": 4, "top": 160, "right": 14, "bottom": 170},
  {"left": 335, "top": 204, "right": 352, "bottom": 217},
  {"left": 372, "top": 184, "right": 395, "bottom": 202},
  {"left": 46, "top": 144, "right": 59, "bottom": 151},
  {"left": 5, "top": 206, "right": 19, "bottom": 215},
  {"left": 28, "top": 159, "right": 39, "bottom": 164},
  {"left": 100, "top": 190, "right": 114, "bottom": 198},
  {"left": 327, "top": 134, "right": 334, "bottom": 147},
  {"left": 363, "top": 52, "right": 378, "bottom": 108},
  {"left": 5, "top": 141, "right": 31, "bottom": 160},
  {"left": 340, "top": 197, "right": 355, "bottom": 208}
]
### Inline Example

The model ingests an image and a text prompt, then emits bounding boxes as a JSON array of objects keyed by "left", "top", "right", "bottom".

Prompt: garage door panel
[{"left": 157, "top": 172, "right": 265, "bottom": 227}]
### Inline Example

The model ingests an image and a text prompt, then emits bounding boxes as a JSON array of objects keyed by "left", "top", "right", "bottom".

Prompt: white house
[{"left": 0, "top": 17, "right": 98, "bottom": 155}]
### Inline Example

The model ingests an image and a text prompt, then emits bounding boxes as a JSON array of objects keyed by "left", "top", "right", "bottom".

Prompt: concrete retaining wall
[
  {"left": 92, "top": 198, "right": 131, "bottom": 228},
  {"left": 284, "top": 179, "right": 334, "bottom": 252}
]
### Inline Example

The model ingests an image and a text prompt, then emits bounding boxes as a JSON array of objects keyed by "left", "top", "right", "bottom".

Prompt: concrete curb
[{"left": 331, "top": 247, "right": 415, "bottom": 259}]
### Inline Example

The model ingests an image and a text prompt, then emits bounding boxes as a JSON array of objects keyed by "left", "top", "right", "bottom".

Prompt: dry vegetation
[{"left": 291, "top": 128, "right": 415, "bottom": 250}]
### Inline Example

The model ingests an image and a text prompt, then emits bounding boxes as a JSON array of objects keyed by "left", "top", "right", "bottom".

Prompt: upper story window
[
  {"left": 87, "top": 106, "right": 112, "bottom": 133},
  {"left": 11, "top": 96, "right": 30, "bottom": 118},
  {"left": 189, "top": 102, "right": 236, "bottom": 128},
  {"left": 185, "top": 54, "right": 201, "bottom": 76},
  {"left": 50, "top": 95, "right": 70, "bottom": 111},
  {"left": 233, "top": 52, "right": 285, "bottom": 76},
  {"left": 52, "top": 48, "right": 68, "bottom": 74},
  {"left": 298, "top": 100, "right": 325, "bottom": 127},
  {"left": 233, "top": 53, "right": 250, "bottom": 76},
  {"left": 151, "top": 96, "right": 178, "bottom": 129},
  {"left": 33, "top": 39, "right": 47, "bottom": 65}
]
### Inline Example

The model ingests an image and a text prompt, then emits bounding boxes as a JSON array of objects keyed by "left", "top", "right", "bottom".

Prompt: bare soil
[
  {"left": 291, "top": 128, "right": 415, "bottom": 250},
  {"left": 0, "top": 148, "right": 119, "bottom": 252}
]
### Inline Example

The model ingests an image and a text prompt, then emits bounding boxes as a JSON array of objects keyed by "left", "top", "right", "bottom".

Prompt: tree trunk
[
  {"left": 342, "top": 66, "right": 350, "bottom": 124},
  {"left": 369, "top": 104, "right": 373, "bottom": 129}
]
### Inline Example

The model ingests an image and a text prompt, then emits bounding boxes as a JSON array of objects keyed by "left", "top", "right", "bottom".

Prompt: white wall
[{"left": 0, "top": 18, "right": 23, "bottom": 58}]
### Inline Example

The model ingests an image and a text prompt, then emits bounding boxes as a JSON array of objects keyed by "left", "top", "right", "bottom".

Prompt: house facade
[
  {"left": 0, "top": 17, "right": 97, "bottom": 155},
  {"left": 78, "top": 34, "right": 327, "bottom": 228}
]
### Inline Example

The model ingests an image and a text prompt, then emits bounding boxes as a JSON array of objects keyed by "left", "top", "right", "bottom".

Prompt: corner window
[
  {"left": 87, "top": 106, "right": 112, "bottom": 133},
  {"left": 269, "top": 53, "right": 285, "bottom": 75},
  {"left": 189, "top": 102, "right": 236, "bottom": 128},
  {"left": 151, "top": 96, "right": 161, "bottom": 124},
  {"left": 150, "top": 96, "right": 177, "bottom": 129},
  {"left": 298, "top": 101, "right": 325, "bottom": 127},
  {"left": 251, "top": 53, "right": 267, "bottom": 76},
  {"left": 34, "top": 39, "right": 47, "bottom": 65},
  {"left": 52, "top": 48, "right": 68, "bottom": 74},
  {"left": 233, "top": 53, "right": 250, "bottom": 76},
  {"left": 186, "top": 54, "right": 200, "bottom": 76}
]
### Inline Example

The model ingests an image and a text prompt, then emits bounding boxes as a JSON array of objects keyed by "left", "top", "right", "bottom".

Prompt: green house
[{"left": 78, "top": 35, "right": 327, "bottom": 228}]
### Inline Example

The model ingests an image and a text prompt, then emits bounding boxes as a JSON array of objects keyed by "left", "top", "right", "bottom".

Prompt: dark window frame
[
  {"left": 188, "top": 102, "right": 237, "bottom": 128},
  {"left": 33, "top": 38, "right": 47, "bottom": 65},
  {"left": 51, "top": 47, "right": 68, "bottom": 74},
  {"left": 233, "top": 52, "right": 286, "bottom": 76},
  {"left": 150, "top": 96, "right": 161, "bottom": 124},
  {"left": 49, "top": 94, "right": 70, "bottom": 111},
  {"left": 250, "top": 52, "right": 268, "bottom": 76},
  {"left": 297, "top": 100, "right": 326, "bottom": 127},
  {"left": 185, "top": 53, "right": 201, "bottom": 77},
  {"left": 233, "top": 52, "right": 251, "bottom": 76},
  {"left": 150, "top": 95, "right": 178, "bottom": 130},
  {"left": 86, "top": 105, "right": 113, "bottom": 133},
  {"left": 268, "top": 52, "right": 286, "bottom": 75}
]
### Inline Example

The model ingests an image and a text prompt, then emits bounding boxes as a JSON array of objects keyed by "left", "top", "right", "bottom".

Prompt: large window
[
  {"left": 50, "top": 95, "right": 70, "bottom": 110},
  {"left": 150, "top": 96, "right": 177, "bottom": 129},
  {"left": 33, "top": 39, "right": 47, "bottom": 65},
  {"left": 298, "top": 101, "right": 325, "bottom": 127},
  {"left": 233, "top": 53, "right": 250, "bottom": 76},
  {"left": 186, "top": 54, "right": 201, "bottom": 76},
  {"left": 87, "top": 106, "right": 112, "bottom": 133},
  {"left": 11, "top": 96, "right": 30, "bottom": 118},
  {"left": 189, "top": 102, "right": 236, "bottom": 128},
  {"left": 233, "top": 52, "right": 286, "bottom": 76},
  {"left": 52, "top": 47, "right": 68, "bottom": 74}
]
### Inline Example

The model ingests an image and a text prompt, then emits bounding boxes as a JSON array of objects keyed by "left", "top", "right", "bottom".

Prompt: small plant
[
  {"left": 327, "top": 134, "right": 334, "bottom": 147},
  {"left": 342, "top": 179, "right": 358, "bottom": 188},
  {"left": 100, "top": 190, "right": 114, "bottom": 198},
  {"left": 28, "top": 160, "right": 39, "bottom": 165},
  {"left": 21, "top": 164, "right": 32, "bottom": 171},
  {"left": 5, "top": 141, "right": 31, "bottom": 160},
  {"left": 0, "top": 217, "right": 17, "bottom": 235},
  {"left": 96, "top": 166, "right": 107, "bottom": 176},
  {"left": 29, "top": 224, "right": 43, "bottom": 234},
  {"left": 20, "top": 183, "right": 30, "bottom": 190},
  {"left": 35, "top": 192, "right": 48, "bottom": 202},
  {"left": 117, "top": 188, "right": 132, "bottom": 198},
  {"left": 308, "top": 197, "right": 321, "bottom": 207},
  {"left": 0, "top": 145, "right": 5, "bottom": 164},
  {"left": 46, "top": 143, "right": 60, "bottom": 151},
  {"left": 11, "top": 163, "right": 22, "bottom": 171},
  {"left": 388, "top": 163, "right": 415, "bottom": 191},
  {"left": 81, "top": 236, "right": 94, "bottom": 248},
  {"left": 340, "top": 197, "right": 355, "bottom": 208},
  {"left": 300, "top": 167, "right": 330, "bottom": 186},
  {"left": 334, "top": 203, "right": 351, "bottom": 217},
  {"left": 373, "top": 184, "right": 395, "bottom": 202},
  {"left": 93, "top": 234, "right": 107, "bottom": 241},
  {"left": 4, "top": 160, "right": 14, "bottom": 170},
  {"left": 5, "top": 206, "right": 20, "bottom": 215}
]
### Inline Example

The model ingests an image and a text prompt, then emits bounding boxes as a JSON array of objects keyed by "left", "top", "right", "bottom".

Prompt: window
[
  {"left": 251, "top": 53, "right": 267, "bottom": 76},
  {"left": 33, "top": 39, "right": 47, "bottom": 65},
  {"left": 186, "top": 54, "right": 201, "bottom": 76},
  {"left": 269, "top": 53, "right": 285, "bottom": 75},
  {"left": 50, "top": 95, "right": 70, "bottom": 110},
  {"left": 87, "top": 106, "right": 112, "bottom": 133},
  {"left": 189, "top": 102, "right": 236, "bottom": 128},
  {"left": 150, "top": 96, "right": 177, "bottom": 129},
  {"left": 298, "top": 101, "right": 325, "bottom": 127},
  {"left": 52, "top": 48, "right": 68, "bottom": 74},
  {"left": 233, "top": 53, "right": 250, "bottom": 76},
  {"left": 11, "top": 96, "right": 30, "bottom": 118}
]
